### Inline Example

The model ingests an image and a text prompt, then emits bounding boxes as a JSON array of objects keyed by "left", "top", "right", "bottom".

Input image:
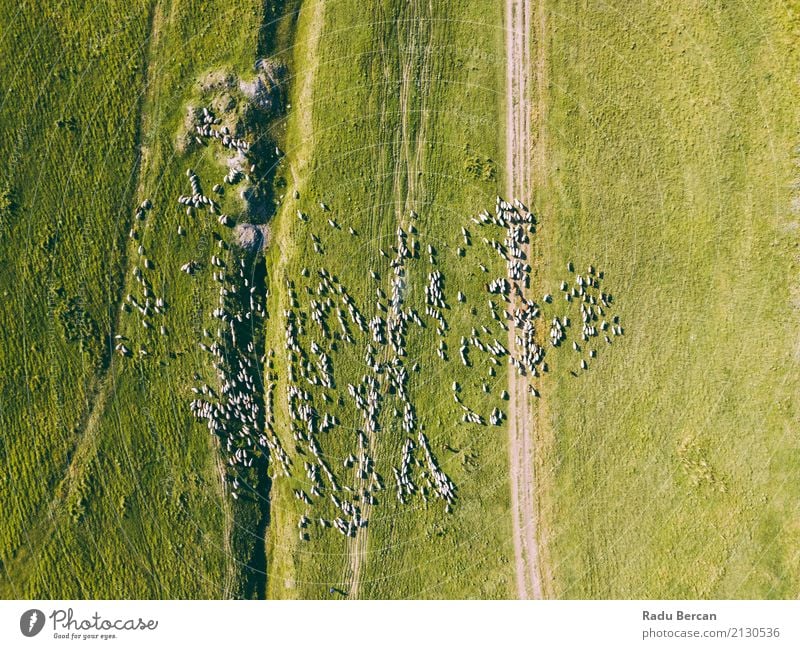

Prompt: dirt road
[{"left": 505, "top": 0, "right": 544, "bottom": 600}]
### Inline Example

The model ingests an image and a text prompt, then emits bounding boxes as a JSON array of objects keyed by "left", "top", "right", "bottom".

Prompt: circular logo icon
[{"left": 20, "top": 609, "right": 45, "bottom": 637}]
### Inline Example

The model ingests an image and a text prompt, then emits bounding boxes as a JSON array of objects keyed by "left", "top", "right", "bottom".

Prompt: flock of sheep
[
  {"left": 117, "top": 198, "right": 165, "bottom": 356},
  {"left": 279, "top": 218, "right": 463, "bottom": 538},
  {"left": 178, "top": 108, "right": 290, "bottom": 499},
  {"left": 116, "top": 106, "right": 285, "bottom": 500},
  {"left": 115, "top": 98, "right": 624, "bottom": 544},
  {"left": 472, "top": 197, "right": 624, "bottom": 385}
]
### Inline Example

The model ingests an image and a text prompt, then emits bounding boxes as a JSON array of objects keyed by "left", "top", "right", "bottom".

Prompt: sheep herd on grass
[
  {"left": 118, "top": 105, "right": 284, "bottom": 501},
  {"left": 117, "top": 102, "right": 625, "bottom": 542},
  {"left": 266, "top": 194, "right": 624, "bottom": 539}
]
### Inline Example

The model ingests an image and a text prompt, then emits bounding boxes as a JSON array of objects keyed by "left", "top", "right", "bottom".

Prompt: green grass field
[
  {"left": 0, "top": 0, "right": 154, "bottom": 597},
  {"left": 0, "top": 0, "right": 274, "bottom": 598},
  {"left": 2, "top": 0, "right": 799, "bottom": 600},
  {"left": 535, "top": 0, "right": 800, "bottom": 598},
  {"left": 264, "top": 0, "right": 516, "bottom": 599}
]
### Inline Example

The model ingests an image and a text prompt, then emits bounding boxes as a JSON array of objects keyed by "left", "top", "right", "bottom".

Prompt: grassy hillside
[
  {"left": 0, "top": 0, "right": 154, "bottom": 597},
  {"left": 0, "top": 0, "right": 277, "bottom": 598},
  {"left": 265, "top": 0, "right": 516, "bottom": 598},
  {"left": 536, "top": 0, "right": 800, "bottom": 598},
  {"left": 4, "top": 0, "right": 799, "bottom": 602}
]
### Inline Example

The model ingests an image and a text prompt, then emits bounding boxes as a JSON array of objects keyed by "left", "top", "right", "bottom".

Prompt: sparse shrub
[
  {"left": 463, "top": 145, "right": 496, "bottom": 181},
  {"left": 0, "top": 184, "right": 14, "bottom": 214}
]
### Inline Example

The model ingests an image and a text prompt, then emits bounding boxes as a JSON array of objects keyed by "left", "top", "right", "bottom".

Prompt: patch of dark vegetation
[
  {"left": 50, "top": 285, "right": 102, "bottom": 369},
  {"left": 232, "top": 0, "right": 297, "bottom": 599},
  {"left": 257, "top": 0, "right": 296, "bottom": 63},
  {"left": 206, "top": 250, "right": 271, "bottom": 598},
  {"left": 463, "top": 145, "right": 496, "bottom": 182},
  {"left": 240, "top": 475, "right": 271, "bottom": 599},
  {"left": 0, "top": 184, "right": 16, "bottom": 215},
  {"left": 55, "top": 116, "right": 79, "bottom": 132}
]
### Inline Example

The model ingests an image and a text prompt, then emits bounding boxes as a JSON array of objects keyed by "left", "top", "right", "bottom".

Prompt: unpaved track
[{"left": 505, "top": 0, "right": 544, "bottom": 600}]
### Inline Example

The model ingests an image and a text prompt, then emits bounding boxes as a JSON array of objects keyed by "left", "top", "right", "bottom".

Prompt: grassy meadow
[
  {"left": 0, "top": 0, "right": 154, "bottom": 597},
  {"left": 535, "top": 0, "right": 800, "bottom": 598},
  {"left": 2, "top": 0, "right": 799, "bottom": 601},
  {"left": 0, "top": 0, "right": 275, "bottom": 598},
  {"left": 265, "top": 0, "right": 516, "bottom": 599}
]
